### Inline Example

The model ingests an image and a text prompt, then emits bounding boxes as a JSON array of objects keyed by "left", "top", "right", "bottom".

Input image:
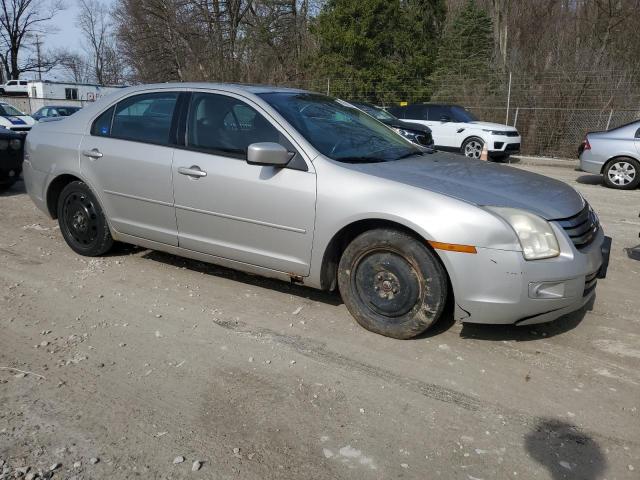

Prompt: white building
[{"left": 27, "top": 80, "right": 125, "bottom": 101}]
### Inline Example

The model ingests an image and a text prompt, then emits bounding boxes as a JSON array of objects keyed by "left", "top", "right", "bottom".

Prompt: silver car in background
[
  {"left": 579, "top": 120, "right": 640, "bottom": 189},
  {"left": 23, "top": 83, "right": 610, "bottom": 339}
]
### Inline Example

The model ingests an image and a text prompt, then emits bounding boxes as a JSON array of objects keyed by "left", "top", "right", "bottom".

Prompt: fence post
[
  {"left": 513, "top": 107, "right": 519, "bottom": 128},
  {"left": 505, "top": 71, "right": 512, "bottom": 125},
  {"left": 326, "top": 77, "right": 330, "bottom": 96},
  {"left": 605, "top": 109, "right": 613, "bottom": 130}
]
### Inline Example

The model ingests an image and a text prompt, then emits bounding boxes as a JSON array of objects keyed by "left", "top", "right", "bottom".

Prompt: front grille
[
  {"left": 10, "top": 126, "right": 31, "bottom": 132},
  {"left": 556, "top": 203, "right": 600, "bottom": 249},
  {"left": 505, "top": 143, "right": 520, "bottom": 151},
  {"left": 583, "top": 271, "right": 598, "bottom": 297},
  {"left": 505, "top": 131, "right": 519, "bottom": 137}
]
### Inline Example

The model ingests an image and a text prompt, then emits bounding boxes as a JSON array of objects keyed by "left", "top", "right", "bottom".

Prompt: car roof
[
  {"left": 39, "top": 105, "right": 81, "bottom": 109},
  {"left": 121, "top": 82, "right": 309, "bottom": 96}
]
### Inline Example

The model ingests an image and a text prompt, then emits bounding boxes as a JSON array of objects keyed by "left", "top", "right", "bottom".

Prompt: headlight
[
  {"left": 392, "top": 127, "right": 419, "bottom": 143},
  {"left": 0, "top": 139, "right": 7, "bottom": 150},
  {"left": 482, "top": 129, "right": 508, "bottom": 135},
  {"left": 486, "top": 207, "right": 560, "bottom": 260},
  {"left": 9, "top": 138, "right": 21, "bottom": 150}
]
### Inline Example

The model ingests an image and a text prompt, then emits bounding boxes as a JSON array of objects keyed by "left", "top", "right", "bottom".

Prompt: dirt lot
[{"left": 1, "top": 165, "right": 639, "bottom": 480}]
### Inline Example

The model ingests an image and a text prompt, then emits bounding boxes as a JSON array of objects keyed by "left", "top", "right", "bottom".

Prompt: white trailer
[{"left": 26, "top": 81, "right": 125, "bottom": 102}]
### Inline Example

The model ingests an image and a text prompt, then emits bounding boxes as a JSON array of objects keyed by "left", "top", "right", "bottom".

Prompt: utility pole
[{"left": 35, "top": 35, "right": 43, "bottom": 80}]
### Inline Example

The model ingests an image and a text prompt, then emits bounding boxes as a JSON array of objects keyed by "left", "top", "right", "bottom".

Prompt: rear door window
[
  {"left": 404, "top": 104, "right": 428, "bottom": 120},
  {"left": 427, "top": 105, "right": 450, "bottom": 121},
  {"left": 91, "top": 106, "right": 115, "bottom": 137},
  {"left": 111, "top": 92, "right": 179, "bottom": 145}
]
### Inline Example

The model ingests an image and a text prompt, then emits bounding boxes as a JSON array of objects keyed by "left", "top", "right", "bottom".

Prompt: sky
[{"left": 38, "top": 0, "right": 116, "bottom": 81}]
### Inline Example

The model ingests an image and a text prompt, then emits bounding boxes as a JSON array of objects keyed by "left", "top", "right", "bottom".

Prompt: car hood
[
  {"left": 344, "top": 153, "right": 584, "bottom": 220},
  {"left": 468, "top": 121, "right": 517, "bottom": 131},
  {"left": 382, "top": 118, "right": 431, "bottom": 133}
]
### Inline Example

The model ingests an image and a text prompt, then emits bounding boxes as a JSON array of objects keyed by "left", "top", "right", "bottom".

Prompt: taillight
[{"left": 583, "top": 137, "right": 591, "bottom": 150}]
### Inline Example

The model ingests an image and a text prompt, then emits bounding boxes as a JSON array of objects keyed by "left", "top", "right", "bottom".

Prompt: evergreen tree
[
  {"left": 311, "top": 0, "right": 445, "bottom": 105},
  {"left": 430, "top": 0, "right": 494, "bottom": 99}
]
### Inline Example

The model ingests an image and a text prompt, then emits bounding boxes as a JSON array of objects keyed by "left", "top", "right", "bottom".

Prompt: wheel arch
[
  {"left": 318, "top": 218, "right": 451, "bottom": 291},
  {"left": 600, "top": 155, "right": 640, "bottom": 174},
  {"left": 46, "top": 173, "right": 84, "bottom": 219}
]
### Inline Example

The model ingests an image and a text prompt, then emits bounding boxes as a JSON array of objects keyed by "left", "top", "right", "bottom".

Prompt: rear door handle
[
  {"left": 82, "top": 148, "right": 103, "bottom": 159},
  {"left": 178, "top": 165, "right": 207, "bottom": 178}
]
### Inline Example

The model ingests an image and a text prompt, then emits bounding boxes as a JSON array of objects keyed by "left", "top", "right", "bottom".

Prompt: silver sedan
[
  {"left": 23, "top": 83, "right": 609, "bottom": 339},
  {"left": 579, "top": 120, "right": 640, "bottom": 189}
]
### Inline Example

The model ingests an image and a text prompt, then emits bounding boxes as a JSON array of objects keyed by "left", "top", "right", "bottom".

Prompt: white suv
[
  {"left": 389, "top": 103, "right": 521, "bottom": 160},
  {"left": 0, "top": 79, "right": 29, "bottom": 96}
]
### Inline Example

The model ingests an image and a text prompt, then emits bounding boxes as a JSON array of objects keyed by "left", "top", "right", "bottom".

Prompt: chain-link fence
[
  {"left": 279, "top": 71, "right": 640, "bottom": 159},
  {"left": 2, "top": 70, "right": 639, "bottom": 159}
]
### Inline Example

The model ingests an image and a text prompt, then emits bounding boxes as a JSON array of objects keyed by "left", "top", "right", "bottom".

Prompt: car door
[
  {"left": 427, "top": 105, "right": 460, "bottom": 148},
  {"left": 79, "top": 90, "right": 181, "bottom": 246},
  {"left": 172, "top": 91, "right": 316, "bottom": 276}
]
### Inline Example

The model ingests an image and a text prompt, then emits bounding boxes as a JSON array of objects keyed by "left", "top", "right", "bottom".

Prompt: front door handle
[
  {"left": 82, "top": 148, "right": 103, "bottom": 159},
  {"left": 178, "top": 165, "right": 207, "bottom": 178}
]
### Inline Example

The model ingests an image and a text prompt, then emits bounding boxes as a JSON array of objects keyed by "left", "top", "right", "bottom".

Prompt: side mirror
[
  {"left": 247, "top": 142, "right": 293, "bottom": 167},
  {"left": 635, "top": 128, "right": 640, "bottom": 139},
  {"left": 440, "top": 115, "right": 451, "bottom": 123}
]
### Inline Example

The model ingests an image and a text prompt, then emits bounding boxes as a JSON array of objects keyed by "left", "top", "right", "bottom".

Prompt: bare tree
[
  {"left": 0, "top": 0, "right": 64, "bottom": 81},
  {"left": 55, "top": 49, "right": 91, "bottom": 83},
  {"left": 77, "top": 0, "right": 123, "bottom": 84}
]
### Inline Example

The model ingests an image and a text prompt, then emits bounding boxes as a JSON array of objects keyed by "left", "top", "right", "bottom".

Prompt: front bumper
[
  {"left": 440, "top": 226, "right": 609, "bottom": 326},
  {"left": 488, "top": 134, "right": 521, "bottom": 156}
]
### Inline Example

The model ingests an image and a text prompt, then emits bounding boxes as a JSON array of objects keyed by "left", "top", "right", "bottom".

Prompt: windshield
[
  {"left": 0, "top": 104, "right": 25, "bottom": 116},
  {"left": 450, "top": 106, "right": 478, "bottom": 123},
  {"left": 259, "top": 92, "right": 420, "bottom": 163},
  {"left": 352, "top": 103, "right": 397, "bottom": 122}
]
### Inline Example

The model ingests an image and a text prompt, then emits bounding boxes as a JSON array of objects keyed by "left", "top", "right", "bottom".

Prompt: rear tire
[
  {"left": 603, "top": 158, "right": 640, "bottom": 190},
  {"left": 57, "top": 181, "right": 113, "bottom": 256},
  {"left": 338, "top": 229, "right": 448, "bottom": 339}
]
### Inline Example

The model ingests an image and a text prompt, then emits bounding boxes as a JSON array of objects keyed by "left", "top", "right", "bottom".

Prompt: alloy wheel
[
  {"left": 607, "top": 161, "right": 636, "bottom": 186},
  {"left": 464, "top": 140, "right": 483, "bottom": 158}
]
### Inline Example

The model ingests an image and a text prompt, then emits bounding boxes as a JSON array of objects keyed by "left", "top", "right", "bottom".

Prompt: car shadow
[
  {"left": 524, "top": 418, "right": 606, "bottom": 479},
  {"left": 0, "top": 178, "right": 25, "bottom": 197},
  {"left": 575, "top": 174, "right": 603, "bottom": 186},
  {"left": 459, "top": 295, "right": 594, "bottom": 342},
  {"left": 141, "top": 250, "right": 343, "bottom": 306}
]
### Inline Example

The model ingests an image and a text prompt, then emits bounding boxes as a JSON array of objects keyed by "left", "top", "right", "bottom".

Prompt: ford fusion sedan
[
  {"left": 579, "top": 120, "right": 640, "bottom": 190},
  {"left": 24, "top": 83, "right": 609, "bottom": 339},
  {"left": 0, "top": 102, "right": 35, "bottom": 132},
  {"left": 389, "top": 103, "right": 520, "bottom": 160}
]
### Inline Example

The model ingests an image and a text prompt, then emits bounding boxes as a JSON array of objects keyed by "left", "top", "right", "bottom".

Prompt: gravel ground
[{"left": 1, "top": 165, "right": 638, "bottom": 480}]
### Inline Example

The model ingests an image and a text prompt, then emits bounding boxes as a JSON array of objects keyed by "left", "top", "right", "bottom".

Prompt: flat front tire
[
  {"left": 338, "top": 229, "right": 448, "bottom": 339},
  {"left": 603, "top": 158, "right": 640, "bottom": 190},
  {"left": 57, "top": 181, "right": 113, "bottom": 256}
]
